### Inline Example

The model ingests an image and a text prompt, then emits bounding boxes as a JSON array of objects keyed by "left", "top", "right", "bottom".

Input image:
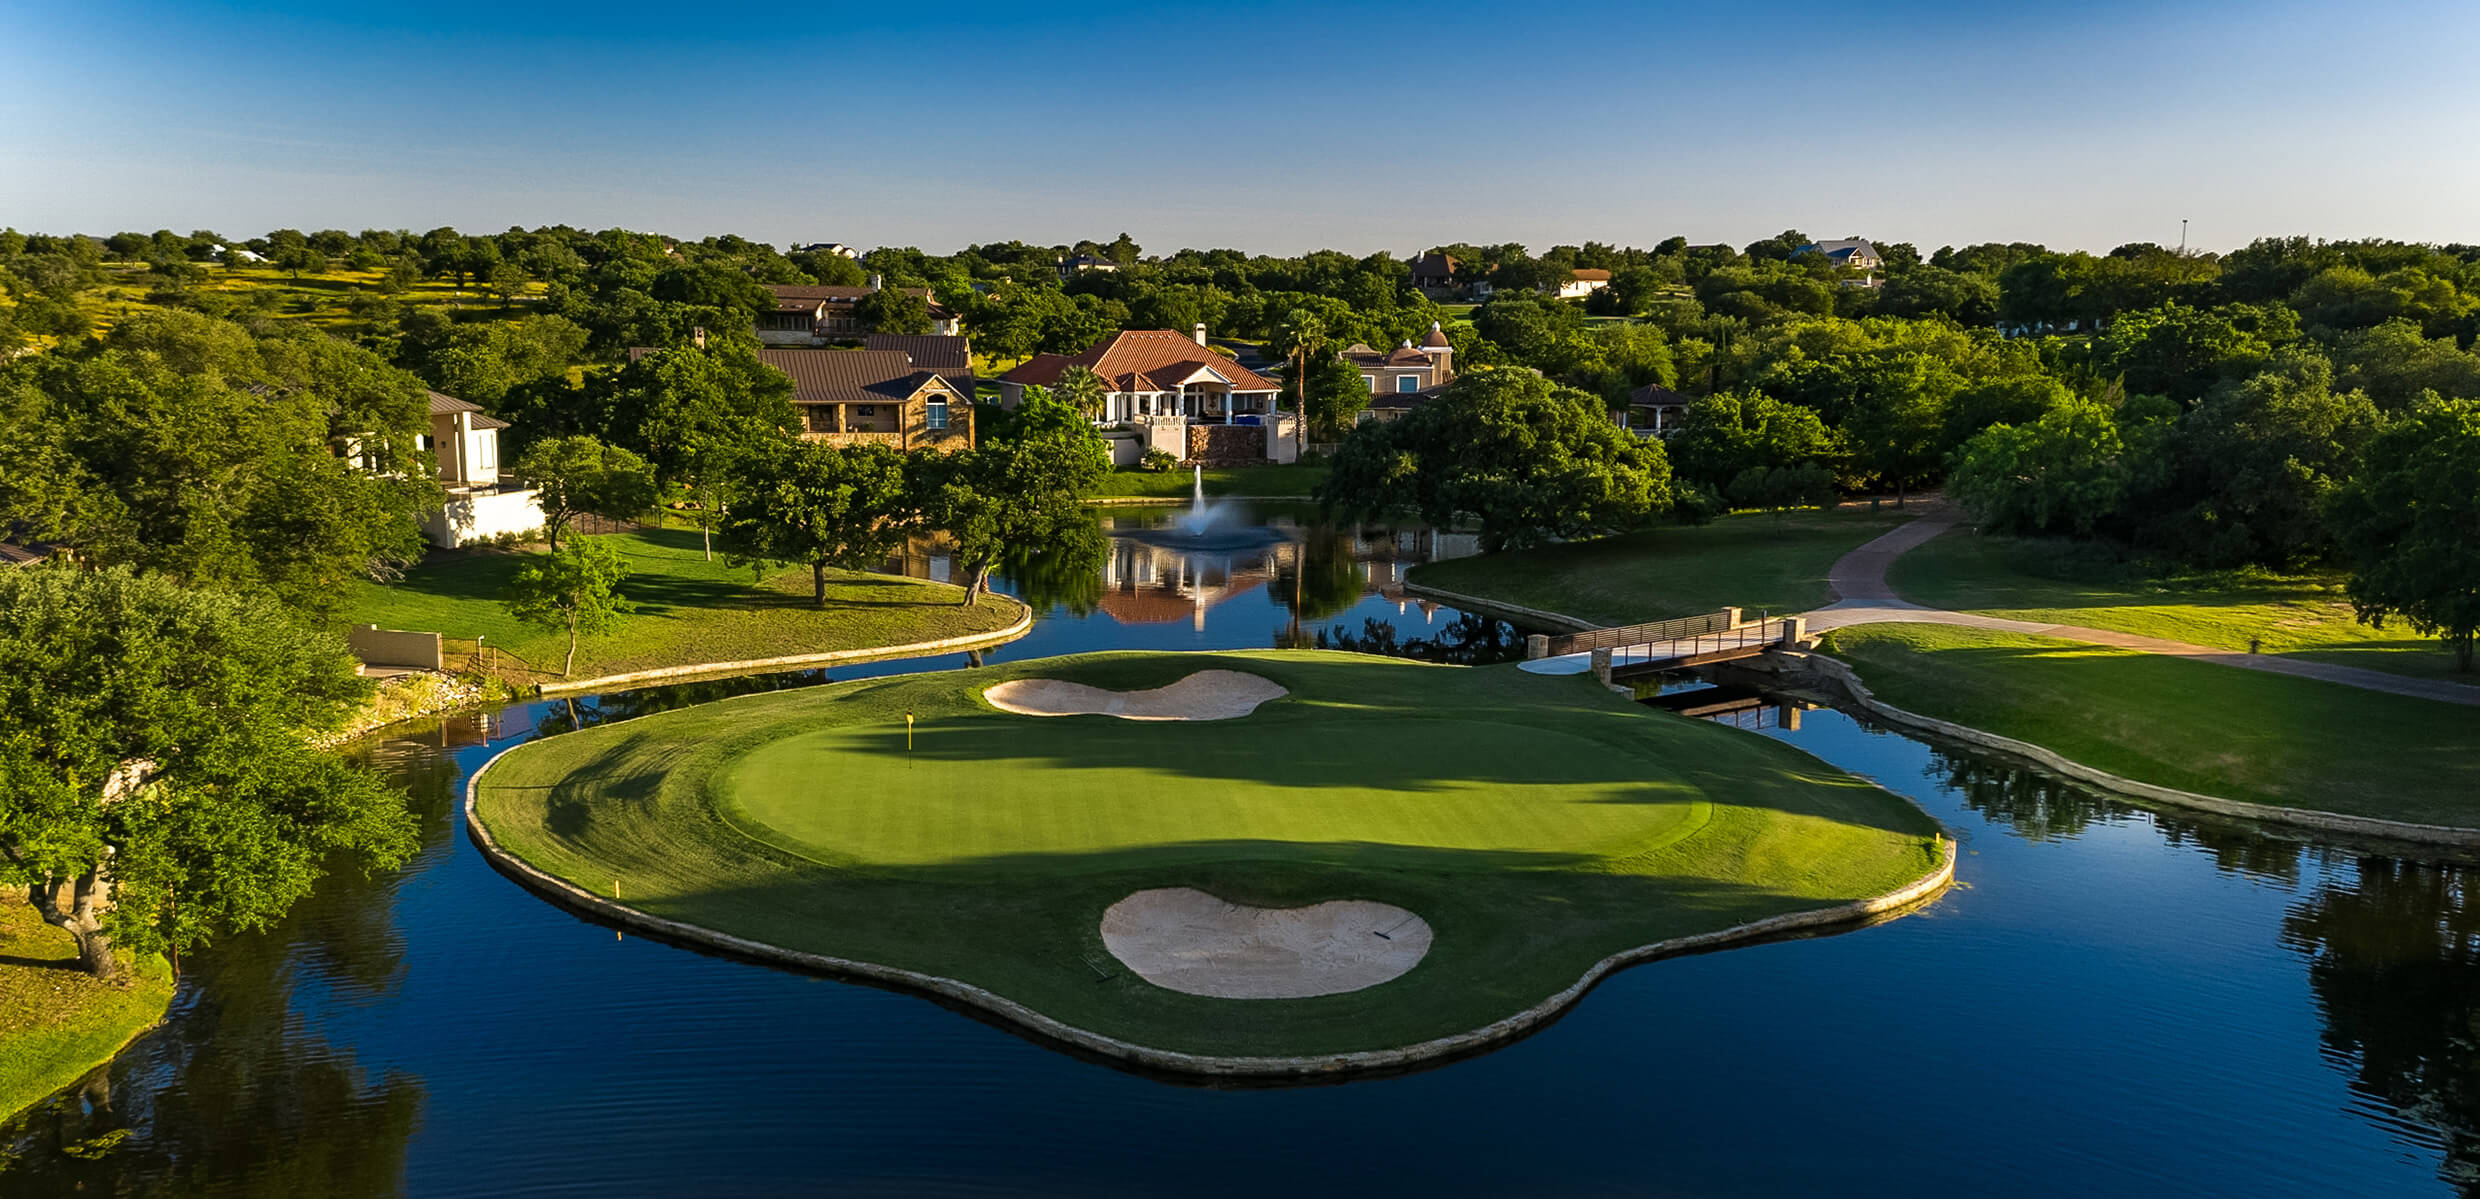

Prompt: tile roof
[
  {"left": 999, "top": 331, "right": 1279, "bottom": 393},
  {"left": 1420, "top": 322, "right": 1452, "bottom": 348}
]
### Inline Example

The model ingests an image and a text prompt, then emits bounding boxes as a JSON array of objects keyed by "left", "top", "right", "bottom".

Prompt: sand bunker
[
  {"left": 983, "top": 670, "right": 1287, "bottom": 721},
  {"left": 1100, "top": 888, "right": 1433, "bottom": 999}
]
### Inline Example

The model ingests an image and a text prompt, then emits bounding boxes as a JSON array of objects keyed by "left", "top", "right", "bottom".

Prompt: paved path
[{"left": 1807, "top": 509, "right": 2480, "bottom": 707}]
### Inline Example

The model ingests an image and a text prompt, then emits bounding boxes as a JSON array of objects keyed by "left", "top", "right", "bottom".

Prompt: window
[
  {"left": 1397, "top": 374, "right": 1420, "bottom": 393},
  {"left": 806, "top": 408, "right": 836, "bottom": 433},
  {"left": 1362, "top": 375, "right": 1377, "bottom": 393},
  {"left": 476, "top": 433, "right": 497, "bottom": 470},
  {"left": 926, "top": 400, "right": 949, "bottom": 430},
  {"left": 857, "top": 405, "right": 876, "bottom": 416}
]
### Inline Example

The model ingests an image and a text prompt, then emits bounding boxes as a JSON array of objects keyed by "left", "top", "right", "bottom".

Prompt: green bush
[{"left": 1139, "top": 448, "right": 1178, "bottom": 473}]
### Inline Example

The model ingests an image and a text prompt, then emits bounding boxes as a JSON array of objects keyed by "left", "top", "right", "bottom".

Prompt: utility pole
[{"left": 2179, "top": 218, "right": 2189, "bottom": 255}]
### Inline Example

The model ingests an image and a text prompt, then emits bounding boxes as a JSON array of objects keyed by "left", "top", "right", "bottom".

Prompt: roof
[
  {"left": 1570, "top": 268, "right": 1612, "bottom": 282},
  {"left": 752, "top": 349, "right": 965, "bottom": 405},
  {"left": 427, "top": 391, "right": 482, "bottom": 416},
  {"left": 1628, "top": 383, "right": 1690, "bottom": 408},
  {"left": 999, "top": 330, "right": 1280, "bottom": 393},
  {"left": 861, "top": 334, "right": 970, "bottom": 370},
  {"left": 1796, "top": 239, "right": 1881, "bottom": 265},
  {"left": 1410, "top": 252, "right": 1460, "bottom": 278},
  {"left": 1420, "top": 322, "right": 1452, "bottom": 349},
  {"left": 1368, "top": 385, "right": 1445, "bottom": 410},
  {"left": 765, "top": 283, "right": 947, "bottom": 315}
]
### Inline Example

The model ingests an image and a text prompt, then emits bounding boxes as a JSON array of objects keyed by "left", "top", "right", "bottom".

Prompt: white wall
[{"left": 423, "top": 487, "right": 543, "bottom": 548}]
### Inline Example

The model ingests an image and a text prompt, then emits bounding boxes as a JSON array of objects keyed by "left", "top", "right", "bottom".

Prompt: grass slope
[
  {"left": 1890, "top": 529, "right": 2479, "bottom": 687},
  {"left": 1831, "top": 623, "right": 2480, "bottom": 828},
  {"left": 345, "top": 527, "right": 1021, "bottom": 681},
  {"left": 1088, "top": 464, "right": 1328, "bottom": 499},
  {"left": 474, "top": 650, "right": 1943, "bottom": 1058},
  {"left": 77, "top": 262, "right": 540, "bottom": 341},
  {"left": 1410, "top": 507, "right": 1916, "bottom": 626},
  {"left": 0, "top": 901, "right": 175, "bottom": 1120}
]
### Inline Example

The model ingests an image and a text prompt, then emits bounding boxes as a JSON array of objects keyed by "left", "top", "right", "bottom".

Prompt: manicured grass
[
  {"left": 473, "top": 650, "right": 1944, "bottom": 1058},
  {"left": 344, "top": 527, "right": 1022, "bottom": 681},
  {"left": 1088, "top": 463, "right": 1329, "bottom": 499},
  {"left": 0, "top": 900, "right": 175, "bottom": 1120},
  {"left": 1409, "top": 507, "right": 1917, "bottom": 626},
  {"left": 1830, "top": 623, "right": 2480, "bottom": 828},
  {"left": 79, "top": 262, "right": 537, "bottom": 340},
  {"left": 1889, "top": 529, "right": 2478, "bottom": 686}
]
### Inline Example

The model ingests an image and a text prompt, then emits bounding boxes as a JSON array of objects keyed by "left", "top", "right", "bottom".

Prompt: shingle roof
[
  {"left": 427, "top": 391, "right": 482, "bottom": 415},
  {"left": 861, "top": 334, "right": 970, "bottom": 369},
  {"left": 1628, "top": 383, "right": 1690, "bottom": 407},
  {"left": 1410, "top": 252, "right": 1459, "bottom": 278},
  {"left": 753, "top": 349, "right": 960, "bottom": 405},
  {"left": 999, "top": 331, "right": 1279, "bottom": 393},
  {"left": 1570, "top": 268, "right": 1612, "bottom": 282},
  {"left": 766, "top": 283, "right": 948, "bottom": 315}
]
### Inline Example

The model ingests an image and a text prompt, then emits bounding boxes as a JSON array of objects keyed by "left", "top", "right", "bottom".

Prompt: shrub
[{"left": 1139, "top": 448, "right": 1178, "bottom": 473}]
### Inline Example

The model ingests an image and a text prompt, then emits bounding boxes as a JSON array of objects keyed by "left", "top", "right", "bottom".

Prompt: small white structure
[
  {"left": 1555, "top": 268, "right": 1612, "bottom": 299},
  {"left": 418, "top": 392, "right": 542, "bottom": 548}
]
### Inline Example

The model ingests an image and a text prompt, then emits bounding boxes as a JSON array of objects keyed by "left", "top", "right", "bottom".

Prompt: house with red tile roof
[
  {"left": 997, "top": 325, "right": 1298, "bottom": 463},
  {"left": 1341, "top": 321, "right": 1456, "bottom": 419}
]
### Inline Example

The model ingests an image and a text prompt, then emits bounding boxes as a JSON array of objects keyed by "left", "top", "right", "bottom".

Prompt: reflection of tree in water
[
  {"left": 1000, "top": 521, "right": 1107, "bottom": 617},
  {"left": 1, "top": 845, "right": 429, "bottom": 1195},
  {"left": 2281, "top": 857, "right": 2480, "bottom": 1194},
  {"left": 1312, "top": 613, "right": 1527, "bottom": 665},
  {"left": 1273, "top": 525, "right": 1372, "bottom": 628},
  {"left": 1933, "top": 752, "right": 2118, "bottom": 842},
  {"left": 2154, "top": 816, "right": 2305, "bottom": 885}
]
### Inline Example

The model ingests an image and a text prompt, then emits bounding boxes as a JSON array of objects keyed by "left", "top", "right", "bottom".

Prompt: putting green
[
  {"left": 723, "top": 717, "right": 1710, "bottom": 868},
  {"left": 471, "top": 650, "right": 1947, "bottom": 1066}
]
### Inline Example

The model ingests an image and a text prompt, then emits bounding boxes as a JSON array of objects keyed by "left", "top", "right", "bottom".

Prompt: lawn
[
  {"left": 0, "top": 900, "right": 175, "bottom": 1121},
  {"left": 344, "top": 526, "right": 1022, "bottom": 682},
  {"left": 78, "top": 262, "right": 536, "bottom": 341},
  {"left": 1409, "top": 507, "right": 1917, "bottom": 626},
  {"left": 1088, "top": 463, "right": 1329, "bottom": 499},
  {"left": 1888, "top": 529, "right": 2479, "bottom": 687},
  {"left": 1830, "top": 623, "right": 2480, "bottom": 829},
  {"left": 472, "top": 649, "right": 1945, "bottom": 1060}
]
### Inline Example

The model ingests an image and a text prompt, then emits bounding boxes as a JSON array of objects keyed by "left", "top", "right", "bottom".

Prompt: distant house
[
  {"left": 1344, "top": 322, "right": 1457, "bottom": 421},
  {"left": 1793, "top": 239, "right": 1885, "bottom": 286},
  {"left": 419, "top": 392, "right": 543, "bottom": 548},
  {"left": 795, "top": 242, "right": 860, "bottom": 259},
  {"left": 1555, "top": 268, "right": 1613, "bottom": 300},
  {"left": 1619, "top": 383, "right": 1692, "bottom": 437},
  {"left": 998, "top": 325, "right": 1295, "bottom": 465},
  {"left": 211, "top": 243, "right": 265, "bottom": 264},
  {"left": 1409, "top": 251, "right": 1463, "bottom": 298},
  {"left": 756, "top": 277, "right": 959, "bottom": 345},
  {"left": 1058, "top": 253, "right": 1121, "bottom": 281}
]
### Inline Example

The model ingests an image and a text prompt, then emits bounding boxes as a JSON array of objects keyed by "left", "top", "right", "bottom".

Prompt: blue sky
[{"left": 4, "top": 0, "right": 2476, "bottom": 256}]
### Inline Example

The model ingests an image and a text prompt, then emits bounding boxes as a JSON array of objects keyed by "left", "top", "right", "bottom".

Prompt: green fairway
[
  {"left": 1889, "top": 528, "right": 2478, "bottom": 687},
  {"left": 1831, "top": 623, "right": 2480, "bottom": 829},
  {"left": 473, "top": 650, "right": 1945, "bottom": 1060},
  {"left": 0, "top": 902, "right": 174, "bottom": 1120},
  {"left": 1409, "top": 507, "right": 1916, "bottom": 626},
  {"left": 344, "top": 526, "right": 1022, "bottom": 682}
]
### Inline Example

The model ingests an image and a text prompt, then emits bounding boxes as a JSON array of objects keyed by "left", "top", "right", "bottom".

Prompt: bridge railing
[{"left": 1545, "top": 608, "right": 1740, "bottom": 657}]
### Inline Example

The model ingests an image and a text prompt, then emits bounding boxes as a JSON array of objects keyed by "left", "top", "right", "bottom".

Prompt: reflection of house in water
[{"left": 1097, "top": 537, "right": 1285, "bottom": 631}]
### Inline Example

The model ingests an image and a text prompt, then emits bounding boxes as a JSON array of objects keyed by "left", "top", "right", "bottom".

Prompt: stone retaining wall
[
  {"left": 535, "top": 599, "right": 1034, "bottom": 696},
  {"left": 464, "top": 744, "right": 1955, "bottom": 1079},
  {"left": 1185, "top": 424, "right": 1265, "bottom": 464}
]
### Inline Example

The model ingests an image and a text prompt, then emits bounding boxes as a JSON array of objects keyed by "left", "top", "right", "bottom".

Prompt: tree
[
  {"left": 1051, "top": 364, "right": 1108, "bottom": 420},
  {"left": 502, "top": 537, "right": 635, "bottom": 676},
  {"left": 853, "top": 287, "right": 933, "bottom": 335},
  {"left": 724, "top": 440, "right": 913, "bottom": 607},
  {"left": 1668, "top": 391, "right": 1842, "bottom": 496},
  {"left": 1318, "top": 369, "right": 1672, "bottom": 551},
  {"left": 513, "top": 435, "right": 657, "bottom": 550},
  {"left": 601, "top": 342, "right": 799, "bottom": 559},
  {"left": 914, "top": 393, "right": 1106, "bottom": 604},
  {"left": 2324, "top": 399, "right": 2480, "bottom": 671},
  {"left": 2157, "top": 365, "right": 2378, "bottom": 567},
  {"left": 1947, "top": 400, "right": 2132, "bottom": 536},
  {"left": 1299, "top": 354, "right": 1371, "bottom": 439},
  {"left": 0, "top": 566, "right": 416, "bottom": 977}
]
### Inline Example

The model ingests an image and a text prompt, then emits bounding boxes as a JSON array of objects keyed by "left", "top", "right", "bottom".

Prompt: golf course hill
[{"left": 467, "top": 649, "right": 1952, "bottom": 1075}]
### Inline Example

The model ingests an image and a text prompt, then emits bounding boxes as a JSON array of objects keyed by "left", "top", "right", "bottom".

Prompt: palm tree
[{"left": 1054, "top": 364, "right": 1108, "bottom": 420}]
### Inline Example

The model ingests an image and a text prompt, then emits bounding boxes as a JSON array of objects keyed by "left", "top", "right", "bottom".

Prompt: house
[
  {"left": 1409, "top": 251, "right": 1463, "bottom": 298},
  {"left": 1343, "top": 322, "right": 1456, "bottom": 420},
  {"left": 795, "top": 242, "right": 859, "bottom": 259},
  {"left": 998, "top": 325, "right": 1296, "bottom": 465},
  {"left": 419, "top": 392, "right": 543, "bottom": 548},
  {"left": 755, "top": 348, "right": 975, "bottom": 451},
  {"left": 1619, "top": 383, "right": 1692, "bottom": 437},
  {"left": 1793, "top": 238, "right": 1885, "bottom": 286},
  {"left": 1057, "top": 253, "right": 1121, "bottom": 281},
  {"left": 1555, "top": 268, "right": 1613, "bottom": 300},
  {"left": 755, "top": 277, "right": 959, "bottom": 345}
]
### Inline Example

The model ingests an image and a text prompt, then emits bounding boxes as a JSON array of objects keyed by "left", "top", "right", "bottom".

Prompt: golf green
[{"left": 471, "top": 650, "right": 1948, "bottom": 1066}]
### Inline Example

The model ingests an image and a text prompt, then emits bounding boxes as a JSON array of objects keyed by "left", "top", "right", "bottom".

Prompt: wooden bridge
[{"left": 1522, "top": 608, "right": 1808, "bottom": 681}]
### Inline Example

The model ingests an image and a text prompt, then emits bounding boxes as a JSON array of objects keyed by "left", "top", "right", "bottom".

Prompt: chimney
[
  {"left": 692, "top": 326, "right": 707, "bottom": 349},
  {"left": 1193, "top": 322, "right": 1208, "bottom": 347},
  {"left": 868, "top": 273, "right": 884, "bottom": 292}
]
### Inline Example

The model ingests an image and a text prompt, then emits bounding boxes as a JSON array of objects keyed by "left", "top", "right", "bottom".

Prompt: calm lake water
[{"left": 4, "top": 503, "right": 2473, "bottom": 1197}]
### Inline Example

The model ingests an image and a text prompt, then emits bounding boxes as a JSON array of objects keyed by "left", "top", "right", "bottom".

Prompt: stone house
[{"left": 1342, "top": 322, "right": 1457, "bottom": 421}]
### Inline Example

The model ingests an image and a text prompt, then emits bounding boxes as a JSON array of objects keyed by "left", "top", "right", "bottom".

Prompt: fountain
[{"left": 1119, "top": 465, "right": 1292, "bottom": 552}]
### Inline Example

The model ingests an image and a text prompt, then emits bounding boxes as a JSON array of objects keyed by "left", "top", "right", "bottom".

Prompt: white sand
[
  {"left": 982, "top": 670, "right": 1287, "bottom": 721},
  {"left": 1099, "top": 888, "right": 1433, "bottom": 999}
]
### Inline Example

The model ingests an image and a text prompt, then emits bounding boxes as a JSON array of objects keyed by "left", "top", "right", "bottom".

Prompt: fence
[
  {"left": 441, "top": 637, "right": 551, "bottom": 685},
  {"left": 1544, "top": 609, "right": 1741, "bottom": 657}
]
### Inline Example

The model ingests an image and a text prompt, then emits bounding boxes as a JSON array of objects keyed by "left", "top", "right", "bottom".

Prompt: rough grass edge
[
  {"left": 533, "top": 596, "right": 1033, "bottom": 695},
  {"left": 463, "top": 742, "right": 1954, "bottom": 1079},
  {"left": 0, "top": 946, "right": 174, "bottom": 1122}
]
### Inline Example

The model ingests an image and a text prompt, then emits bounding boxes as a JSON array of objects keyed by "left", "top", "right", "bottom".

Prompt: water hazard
[{"left": 3, "top": 503, "right": 2472, "bottom": 1196}]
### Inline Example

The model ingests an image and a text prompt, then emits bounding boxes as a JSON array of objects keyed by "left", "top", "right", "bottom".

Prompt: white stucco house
[{"left": 418, "top": 392, "right": 543, "bottom": 548}]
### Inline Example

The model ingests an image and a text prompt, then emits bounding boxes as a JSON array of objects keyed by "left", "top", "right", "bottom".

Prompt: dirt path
[{"left": 1809, "top": 509, "right": 2480, "bottom": 707}]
